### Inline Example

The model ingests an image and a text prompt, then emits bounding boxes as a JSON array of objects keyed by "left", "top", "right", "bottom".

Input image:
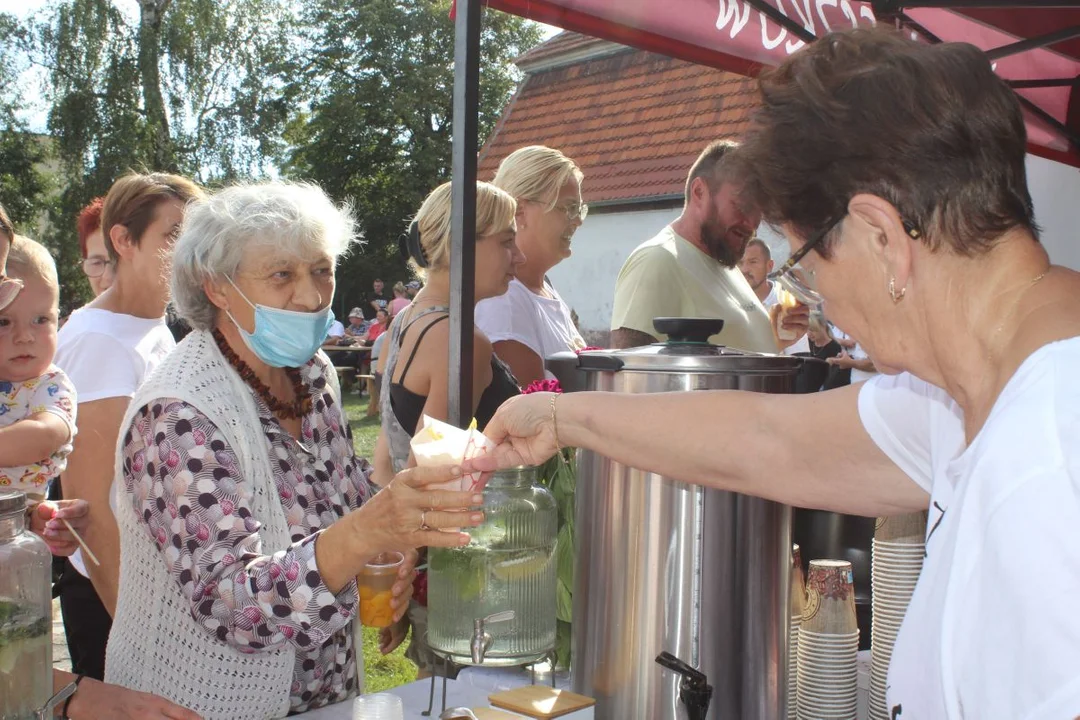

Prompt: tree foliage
[
  {"left": 16, "top": 0, "right": 298, "bottom": 312},
  {"left": 0, "top": 13, "right": 50, "bottom": 230},
  {"left": 283, "top": 0, "right": 542, "bottom": 315},
  {"left": 3, "top": 0, "right": 542, "bottom": 314}
]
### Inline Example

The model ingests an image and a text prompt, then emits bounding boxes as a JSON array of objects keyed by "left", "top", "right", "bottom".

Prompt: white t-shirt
[
  {"left": 476, "top": 278, "right": 585, "bottom": 380},
  {"left": 54, "top": 307, "right": 176, "bottom": 577},
  {"left": 326, "top": 320, "right": 345, "bottom": 339},
  {"left": 611, "top": 226, "right": 777, "bottom": 353},
  {"left": 858, "top": 338, "right": 1080, "bottom": 719},
  {"left": 370, "top": 331, "right": 387, "bottom": 363}
]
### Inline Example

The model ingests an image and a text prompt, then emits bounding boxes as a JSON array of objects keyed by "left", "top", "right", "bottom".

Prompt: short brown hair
[
  {"left": 736, "top": 28, "right": 1037, "bottom": 257},
  {"left": 685, "top": 140, "right": 739, "bottom": 206},
  {"left": 76, "top": 197, "right": 105, "bottom": 259},
  {"left": 745, "top": 237, "right": 771, "bottom": 262},
  {"left": 0, "top": 202, "right": 13, "bottom": 245},
  {"left": 101, "top": 172, "right": 203, "bottom": 261}
]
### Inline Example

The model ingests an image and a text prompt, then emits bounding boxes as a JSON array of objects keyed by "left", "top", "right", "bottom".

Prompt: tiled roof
[
  {"left": 479, "top": 33, "right": 759, "bottom": 205},
  {"left": 513, "top": 32, "right": 616, "bottom": 71}
]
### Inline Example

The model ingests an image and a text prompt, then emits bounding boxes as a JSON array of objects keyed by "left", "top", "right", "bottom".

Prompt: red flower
[
  {"left": 413, "top": 570, "right": 428, "bottom": 607},
  {"left": 522, "top": 378, "right": 563, "bottom": 395}
]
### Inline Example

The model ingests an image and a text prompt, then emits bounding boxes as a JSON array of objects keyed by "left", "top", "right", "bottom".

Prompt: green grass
[{"left": 341, "top": 391, "right": 420, "bottom": 692}]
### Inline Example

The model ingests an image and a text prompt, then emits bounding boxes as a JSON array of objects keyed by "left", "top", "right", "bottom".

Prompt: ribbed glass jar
[
  {"left": 427, "top": 466, "right": 557, "bottom": 666},
  {"left": 0, "top": 491, "right": 52, "bottom": 719}
]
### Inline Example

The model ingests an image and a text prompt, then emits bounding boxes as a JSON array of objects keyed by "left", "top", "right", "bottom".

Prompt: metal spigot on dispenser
[
  {"left": 656, "top": 652, "right": 713, "bottom": 720},
  {"left": 470, "top": 610, "right": 515, "bottom": 664}
]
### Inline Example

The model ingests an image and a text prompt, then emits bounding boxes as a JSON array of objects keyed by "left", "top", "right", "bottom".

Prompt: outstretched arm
[{"left": 475, "top": 384, "right": 927, "bottom": 518}]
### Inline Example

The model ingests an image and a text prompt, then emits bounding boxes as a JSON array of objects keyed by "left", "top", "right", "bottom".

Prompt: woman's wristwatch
[
  {"left": 60, "top": 674, "right": 85, "bottom": 718},
  {"left": 40, "top": 674, "right": 82, "bottom": 718}
]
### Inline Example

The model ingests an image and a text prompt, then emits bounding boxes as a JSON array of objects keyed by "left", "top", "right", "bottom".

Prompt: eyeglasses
[
  {"left": 553, "top": 201, "right": 588, "bottom": 222},
  {"left": 767, "top": 216, "right": 843, "bottom": 307},
  {"left": 81, "top": 257, "right": 113, "bottom": 279},
  {"left": 769, "top": 215, "right": 922, "bottom": 307}
]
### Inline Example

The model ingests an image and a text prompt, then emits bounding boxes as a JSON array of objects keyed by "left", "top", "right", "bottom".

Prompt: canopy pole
[
  {"left": 1009, "top": 77, "right": 1080, "bottom": 89},
  {"left": 449, "top": 0, "right": 481, "bottom": 429},
  {"left": 742, "top": 0, "right": 817, "bottom": 43},
  {"left": 888, "top": 1, "right": 1080, "bottom": 8},
  {"left": 987, "top": 25, "right": 1080, "bottom": 60}
]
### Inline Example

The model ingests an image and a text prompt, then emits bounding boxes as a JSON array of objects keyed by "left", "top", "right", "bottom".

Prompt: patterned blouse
[
  {"left": 121, "top": 358, "right": 374, "bottom": 714},
  {"left": 0, "top": 366, "right": 77, "bottom": 497}
]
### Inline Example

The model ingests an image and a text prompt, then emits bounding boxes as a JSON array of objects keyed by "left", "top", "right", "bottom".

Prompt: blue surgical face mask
[{"left": 225, "top": 277, "right": 334, "bottom": 368}]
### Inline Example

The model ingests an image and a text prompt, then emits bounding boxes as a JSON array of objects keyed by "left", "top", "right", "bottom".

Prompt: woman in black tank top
[{"left": 372, "top": 181, "right": 525, "bottom": 677}]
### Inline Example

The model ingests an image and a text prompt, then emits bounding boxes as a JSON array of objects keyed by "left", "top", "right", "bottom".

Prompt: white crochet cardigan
[{"left": 105, "top": 330, "right": 357, "bottom": 719}]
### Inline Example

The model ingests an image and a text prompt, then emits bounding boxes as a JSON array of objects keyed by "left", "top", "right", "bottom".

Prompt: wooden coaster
[
  {"left": 489, "top": 686, "right": 597, "bottom": 719},
  {"left": 471, "top": 709, "right": 526, "bottom": 720}
]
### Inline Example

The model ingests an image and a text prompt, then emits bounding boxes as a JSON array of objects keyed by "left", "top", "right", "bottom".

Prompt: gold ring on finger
[{"left": 419, "top": 511, "right": 430, "bottom": 531}]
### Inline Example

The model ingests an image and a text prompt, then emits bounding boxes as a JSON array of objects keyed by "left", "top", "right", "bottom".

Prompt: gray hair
[{"left": 171, "top": 181, "right": 359, "bottom": 330}]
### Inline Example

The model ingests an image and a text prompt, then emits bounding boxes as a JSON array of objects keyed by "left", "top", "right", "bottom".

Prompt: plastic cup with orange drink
[{"left": 358, "top": 551, "right": 404, "bottom": 628}]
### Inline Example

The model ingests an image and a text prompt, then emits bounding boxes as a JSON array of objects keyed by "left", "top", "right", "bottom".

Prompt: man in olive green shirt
[{"left": 611, "top": 140, "right": 795, "bottom": 353}]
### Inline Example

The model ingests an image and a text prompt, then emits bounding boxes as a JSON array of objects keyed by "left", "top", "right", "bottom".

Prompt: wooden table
[{"left": 322, "top": 344, "right": 371, "bottom": 356}]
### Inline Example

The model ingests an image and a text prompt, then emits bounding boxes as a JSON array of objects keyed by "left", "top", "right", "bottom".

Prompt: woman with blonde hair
[
  {"left": 389, "top": 280, "right": 410, "bottom": 317},
  {"left": 475, "top": 145, "right": 587, "bottom": 385},
  {"left": 375, "top": 180, "right": 524, "bottom": 677}
]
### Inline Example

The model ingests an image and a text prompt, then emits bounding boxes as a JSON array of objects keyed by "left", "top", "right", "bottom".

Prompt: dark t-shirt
[{"left": 363, "top": 291, "right": 391, "bottom": 320}]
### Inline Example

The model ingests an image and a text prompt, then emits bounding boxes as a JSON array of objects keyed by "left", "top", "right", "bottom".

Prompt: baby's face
[{"left": 0, "top": 273, "right": 58, "bottom": 382}]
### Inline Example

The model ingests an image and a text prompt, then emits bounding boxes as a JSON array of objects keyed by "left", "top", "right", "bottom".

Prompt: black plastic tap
[{"left": 656, "top": 651, "right": 713, "bottom": 720}]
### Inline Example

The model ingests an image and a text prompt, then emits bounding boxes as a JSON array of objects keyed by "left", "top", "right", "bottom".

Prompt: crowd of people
[
  {"left": 0, "top": 24, "right": 1076, "bottom": 720},
  {"left": 0, "top": 86, "right": 874, "bottom": 720}
]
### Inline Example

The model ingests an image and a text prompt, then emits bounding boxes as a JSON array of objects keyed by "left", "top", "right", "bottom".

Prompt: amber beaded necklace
[{"left": 212, "top": 328, "right": 311, "bottom": 420}]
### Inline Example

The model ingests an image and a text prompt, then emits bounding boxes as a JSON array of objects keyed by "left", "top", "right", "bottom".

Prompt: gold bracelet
[{"left": 550, "top": 393, "right": 561, "bottom": 451}]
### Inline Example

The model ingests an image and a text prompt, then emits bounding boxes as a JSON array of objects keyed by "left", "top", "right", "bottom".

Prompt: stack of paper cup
[
  {"left": 789, "top": 544, "right": 806, "bottom": 720},
  {"left": 797, "top": 559, "right": 859, "bottom": 720},
  {"left": 869, "top": 513, "right": 927, "bottom": 720}
]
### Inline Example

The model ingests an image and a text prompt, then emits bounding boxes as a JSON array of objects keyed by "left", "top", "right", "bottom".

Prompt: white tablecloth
[
  {"left": 292, "top": 663, "right": 568, "bottom": 720},
  {"left": 294, "top": 657, "right": 866, "bottom": 719},
  {"left": 292, "top": 678, "right": 492, "bottom": 719}
]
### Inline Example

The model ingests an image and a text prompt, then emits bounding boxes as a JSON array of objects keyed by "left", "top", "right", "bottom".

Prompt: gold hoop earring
[{"left": 889, "top": 277, "right": 906, "bottom": 303}]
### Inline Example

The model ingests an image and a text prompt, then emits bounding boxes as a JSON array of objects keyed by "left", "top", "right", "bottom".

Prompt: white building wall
[
  {"left": 551, "top": 155, "right": 1080, "bottom": 337},
  {"left": 1027, "top": 154, "right": 1080, "bottom": 271}
]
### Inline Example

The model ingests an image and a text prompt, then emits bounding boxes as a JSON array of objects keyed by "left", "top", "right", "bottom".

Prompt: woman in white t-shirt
[
  {"left": 467, "top": 31, "right": 1080, "bottom": 719},
  {"left": 54, "top": 172, "right": 204, "bottom": 680},
  {"left": 475, "top": 146, "right": 586, "bottom": 385}
]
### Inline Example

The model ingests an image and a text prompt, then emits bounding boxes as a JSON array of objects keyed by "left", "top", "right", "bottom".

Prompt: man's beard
[{"left": 701, "top": 216, "right": 746, "bottom": 268}]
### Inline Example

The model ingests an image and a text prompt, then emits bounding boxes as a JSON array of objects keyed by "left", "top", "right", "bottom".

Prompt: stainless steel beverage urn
[{"left": 547, "top": 318, "right": 805, "bottom": 720}]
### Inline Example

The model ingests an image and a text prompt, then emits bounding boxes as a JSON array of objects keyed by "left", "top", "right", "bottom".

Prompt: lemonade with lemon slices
[
  {"left": 427, "top": 467, "right": 557, "bottom": 666},
  {"left": 0, "top": 599, "right": 50, "bottom": 719}
]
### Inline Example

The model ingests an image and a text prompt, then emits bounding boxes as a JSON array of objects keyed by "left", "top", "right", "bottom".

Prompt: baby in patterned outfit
[{"left": 0, "top": 234, "right": 86, "bottom": 554}]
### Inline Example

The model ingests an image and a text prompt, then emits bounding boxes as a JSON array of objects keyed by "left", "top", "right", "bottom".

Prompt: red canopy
[{"left": 473, "top": 0, "right": 1080, "bottom": 167}]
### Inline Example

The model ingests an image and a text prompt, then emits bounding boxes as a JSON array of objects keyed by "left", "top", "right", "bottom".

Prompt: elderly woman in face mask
[{"left": 105, "top": 182, "right": 483, "bottom": 719}]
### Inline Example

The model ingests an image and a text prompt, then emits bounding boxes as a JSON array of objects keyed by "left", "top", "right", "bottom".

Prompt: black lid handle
[{"left": 652, "top": 318, "right": 724, "bottom": 344}]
